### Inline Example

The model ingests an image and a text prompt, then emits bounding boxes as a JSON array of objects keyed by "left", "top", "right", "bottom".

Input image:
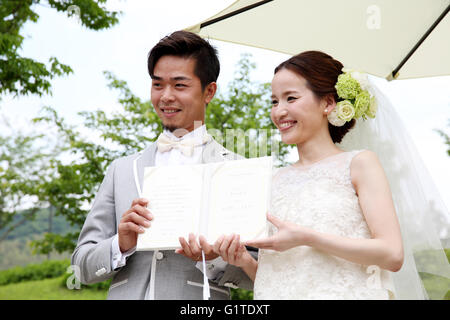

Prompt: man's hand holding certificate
[{"left": 136, "top": 156, "right": 273, "bottom": 251}]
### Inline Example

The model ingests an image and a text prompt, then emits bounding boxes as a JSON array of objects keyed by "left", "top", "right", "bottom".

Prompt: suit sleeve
[{"left": 71, "top": 160, "right": 120, "bottom": 284}]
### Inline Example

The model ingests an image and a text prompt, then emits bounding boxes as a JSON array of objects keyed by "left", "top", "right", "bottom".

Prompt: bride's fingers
[
  {"left": 179, "top": 237, "right": 193, "bottom": 257},
  {"left": 174, "top": 248, "right": 184, "bottom": 254},
  {"left": 236, "top": 243, "right": 247, "bottom": 261},
  {"left": 219, "top": 234, "right": 234, "bottom": 261},
  {"left": 213, "top": 235, "right": 225, "bottom": 254},
  {"left": 188, "top": 233, "right": 202, "bottom": 258},
  {"left": 227, "top": 234, "right": 240, "bottom": 264},
  {"left": 199, "top": 235, "right": 214, "bottom": 254},
  {"left": 267, "top": 213, "right": 283, "bottom": 228}
]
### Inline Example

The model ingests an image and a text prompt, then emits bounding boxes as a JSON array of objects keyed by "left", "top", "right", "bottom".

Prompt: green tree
[
  {"left": 206, "top": 53, "right": 290, "bottom": 163},
  {"left": 0, "top": 120, "right": 61, "bottom": 242},
  {"left": 0, "top": 0, "right": 120, "bottom": 98}
]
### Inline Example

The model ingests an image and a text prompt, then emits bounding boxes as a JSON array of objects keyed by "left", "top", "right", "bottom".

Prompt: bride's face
[{"left": 271, "top": 68, "right": 328, "bottom": 145}]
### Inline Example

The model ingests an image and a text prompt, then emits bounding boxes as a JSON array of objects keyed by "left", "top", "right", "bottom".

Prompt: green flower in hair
[
  {"left": 354, "top": 90, "right": 370, "bottom": 118},
  {"left": 335, "top": 73, "right": 361, "bottom": 100},
  {"left": 366, "top": 96, "right": 377, "bottom": 118}
]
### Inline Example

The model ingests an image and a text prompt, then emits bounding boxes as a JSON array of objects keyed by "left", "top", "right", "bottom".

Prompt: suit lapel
[
  {"left": 201, "top": 139, "right": 228, "bottom": 164},
  {"left": 134, "top": 143, "right": 157, "bottom": 197}
]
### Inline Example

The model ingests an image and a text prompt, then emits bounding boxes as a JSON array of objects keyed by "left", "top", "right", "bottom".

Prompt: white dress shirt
[{"left": 110, "top": 125, "right": 226, "bottom": 280}]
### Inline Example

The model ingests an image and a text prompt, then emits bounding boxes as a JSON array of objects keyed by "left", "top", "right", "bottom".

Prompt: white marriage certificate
[{"left": 136, "top": 156, "right": 273, "bottom": 251}]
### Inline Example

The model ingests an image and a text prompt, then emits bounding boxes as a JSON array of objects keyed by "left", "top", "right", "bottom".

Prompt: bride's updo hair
[{"left": 274, "top": 51, "right": 355, "bottom": 143}]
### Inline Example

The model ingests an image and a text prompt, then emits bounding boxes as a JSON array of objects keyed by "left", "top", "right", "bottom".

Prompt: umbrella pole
[
  {"left": 389, "top": 4, "right": 450, "bottom": 80},
  {"left": 200, "top": 0, "right": 273, "bottom": 28}
]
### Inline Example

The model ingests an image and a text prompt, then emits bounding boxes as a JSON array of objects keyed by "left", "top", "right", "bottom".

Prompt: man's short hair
[{"left": 147, "top": 30, "right": 220, "bottom": 90}]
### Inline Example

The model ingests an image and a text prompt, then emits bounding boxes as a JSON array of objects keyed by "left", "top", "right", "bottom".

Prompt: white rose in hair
[
  {"left": 336, "top": 100, "right": 355, "bottom": 122},
  {"left": 351, "top": 72, "right": 370, "bottom": 91},
  {"left": 327, "top": 107, "right": 346, "bottom": 127}
]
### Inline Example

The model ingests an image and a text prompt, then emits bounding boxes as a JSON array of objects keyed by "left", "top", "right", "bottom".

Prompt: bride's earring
[{"left": 324, "top": 109, "right": 328, "bottom": 114}]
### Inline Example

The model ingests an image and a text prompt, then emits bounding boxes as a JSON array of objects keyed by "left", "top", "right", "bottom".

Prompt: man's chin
[
  {"left": 163, "top": 124, "right": 179, "bottom": 132},
  {"left": 163, "top": 125, "right": 192, "bottom": 137}
]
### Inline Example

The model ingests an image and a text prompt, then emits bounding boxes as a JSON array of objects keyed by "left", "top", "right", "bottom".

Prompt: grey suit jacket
[{"left": 71, "top": 139, "right": 255, "bottom": 299}]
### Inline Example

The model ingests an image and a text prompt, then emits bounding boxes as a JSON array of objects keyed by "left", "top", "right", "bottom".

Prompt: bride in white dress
[{"left": 212, "top": 51, "right": 450, "bottom": 300}]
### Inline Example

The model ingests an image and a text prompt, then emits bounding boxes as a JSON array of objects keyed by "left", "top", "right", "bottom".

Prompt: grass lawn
[
  {"left": 0, "top": 276, "right": 108, "bottom": 300},
  {"left": 0, "top": 272, "right": 446, "bottom": 300},
  {"left": 420, "top": 273, "right": 450, "bottom": 300}
]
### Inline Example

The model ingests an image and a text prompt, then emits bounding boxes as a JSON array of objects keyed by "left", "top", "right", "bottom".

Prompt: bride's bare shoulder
[
  {"left": 352, "top": 150, "right": 379, "bottom": 166},
  {"left": 350, "top": 150, "right": 385, "bottom": 186}
]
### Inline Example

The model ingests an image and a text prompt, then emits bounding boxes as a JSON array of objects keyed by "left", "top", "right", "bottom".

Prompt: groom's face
[{"left": 151, "top": 55, "right": 216, "bottom": 136}]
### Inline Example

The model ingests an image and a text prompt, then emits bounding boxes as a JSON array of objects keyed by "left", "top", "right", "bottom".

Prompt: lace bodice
[{"left": 253, "top": 150, "right": 394, "bottom": 300}]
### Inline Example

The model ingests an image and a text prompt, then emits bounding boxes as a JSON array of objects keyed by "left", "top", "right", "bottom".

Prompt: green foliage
[
  {"left": 419, "top": 271, "right": 450, "bottom": 300},
  {"left": 0, "top": 122, "right": 62, "bottom": 241},
  {"left": 0, "top": 206, "right": 75, "bottom": 270},
  {"left": 30, "top": 231, "right": 79, "bottom": 255},
  {"left": 206, "top": 53, "right": 292, "bottom": 164},
  {"left": 80, "top": 70, "right": 163, "bottom": 152},
  {"left": 0, "top": 259, "right": 69, "bottom": 285},
  {"left": 0, "top": 276, "right": 108, "bottom": 300},
  {"left": 2, "top": 207, "right": 76, "bottom": 241},
  {"left": 0, "top": 0, "right": 120, "bottom": 97},
  {"left": 0, "top": 258, "right": 110, "bottom": 291},
  {"left": 231, "top": 288, "right": 253, "bottom": 300},
  {"left": 0, "top": 236, "right": 71, "bottom": 270},
  {"left": 415, "top": 248, "right": 450, "bottom": 300}
]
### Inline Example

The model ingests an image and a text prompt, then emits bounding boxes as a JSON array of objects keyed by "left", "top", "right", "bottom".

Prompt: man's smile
[{"left": 160, "top": 106, "right": 182, "bottom": 117}]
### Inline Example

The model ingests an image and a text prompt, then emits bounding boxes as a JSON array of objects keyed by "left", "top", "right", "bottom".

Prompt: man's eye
[
  {"left": 175, "top": 83, "right": 186, "bottom": 88},
  {"left": 152, "top": 83, "right": 161, "bottom": 88}
]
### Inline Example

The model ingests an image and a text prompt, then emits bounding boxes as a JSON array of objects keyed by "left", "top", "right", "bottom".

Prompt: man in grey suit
[{"left": 71, "top": 30, "right": 255, "bottom": 300}]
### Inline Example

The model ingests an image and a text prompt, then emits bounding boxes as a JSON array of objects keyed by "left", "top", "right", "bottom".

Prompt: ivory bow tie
[{"left": 156, "top": 132, "right": 211, "bottom": 157}]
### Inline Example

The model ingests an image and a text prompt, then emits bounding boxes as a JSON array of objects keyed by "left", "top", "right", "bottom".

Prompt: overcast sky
[{"left": 1, "top": 0, "right": 449, "bottom": 212}]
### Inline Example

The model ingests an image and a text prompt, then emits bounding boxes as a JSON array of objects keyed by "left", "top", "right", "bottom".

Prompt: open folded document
[{"left": 136, "top": 156, "right": 273, "bottom": 250}]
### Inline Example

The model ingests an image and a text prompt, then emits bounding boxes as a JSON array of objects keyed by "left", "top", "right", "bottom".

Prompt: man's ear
[{"left": 203, "top": 82, "right": 217, "bottom": 105}]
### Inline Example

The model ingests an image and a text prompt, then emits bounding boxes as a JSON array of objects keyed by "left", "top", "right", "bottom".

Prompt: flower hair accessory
[{"left": 327, "top": 69, "right": 377, "bottom": 127}]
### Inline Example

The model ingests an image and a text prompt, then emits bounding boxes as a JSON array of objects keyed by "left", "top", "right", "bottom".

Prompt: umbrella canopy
[{"left": 186, "top": 0, "right": 450, "bottom": 80}]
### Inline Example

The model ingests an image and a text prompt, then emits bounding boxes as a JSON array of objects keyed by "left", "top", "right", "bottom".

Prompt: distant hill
[
  {"left": 2, "top": 207, "right": 76, "bottom": 241},
  {"left": 0, "top": 208, "right": 76, "bottom": 270}
]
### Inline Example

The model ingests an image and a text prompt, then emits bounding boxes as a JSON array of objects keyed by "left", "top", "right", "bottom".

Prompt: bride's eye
[
  {"left": 287, "top": 96, "right": 297, "bottom": 102},
  {"left": 271, "top": 99, "right": 278, "bottom": 106}
]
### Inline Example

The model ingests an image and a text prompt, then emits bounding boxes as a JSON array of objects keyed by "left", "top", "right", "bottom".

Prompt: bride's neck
[{"left": 296, "top": 132, "right": 341, "bottom": 166}]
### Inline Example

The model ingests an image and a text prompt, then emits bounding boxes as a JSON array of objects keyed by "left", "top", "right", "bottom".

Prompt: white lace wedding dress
[{"left": 253, "top": 150, "right": 395, "bottom": 300}]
